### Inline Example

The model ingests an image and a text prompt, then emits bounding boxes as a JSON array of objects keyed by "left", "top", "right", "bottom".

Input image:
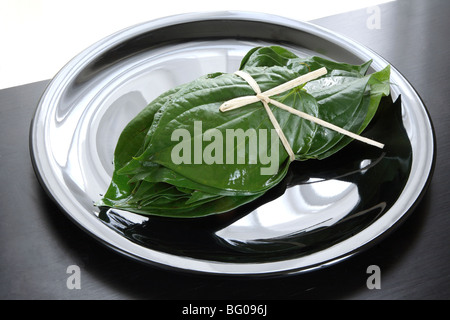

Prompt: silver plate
[{"left": 30, "top": 11, "right": 435, "bottom": 276}]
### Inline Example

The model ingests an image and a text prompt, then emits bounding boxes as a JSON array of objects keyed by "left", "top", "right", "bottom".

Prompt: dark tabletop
[{"left": 1, "top": 0, "right": 449, "bottom": 300}]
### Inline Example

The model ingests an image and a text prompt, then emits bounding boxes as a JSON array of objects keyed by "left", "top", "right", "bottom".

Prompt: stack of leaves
[{"left": 98, "top": 46, "right": 391, "bottom": 218}]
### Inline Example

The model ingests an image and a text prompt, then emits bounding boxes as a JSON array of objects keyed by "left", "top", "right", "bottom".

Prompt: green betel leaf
[{"left": 98, "top": 46, "right": 391, "bottom": 218}]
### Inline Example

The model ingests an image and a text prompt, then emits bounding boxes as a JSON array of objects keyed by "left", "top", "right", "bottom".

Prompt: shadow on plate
[{"left": 98, "top": 95, "right": 413, "bottom": 264}]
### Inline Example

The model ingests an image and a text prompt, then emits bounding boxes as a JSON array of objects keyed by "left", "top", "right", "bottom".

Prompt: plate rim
[{"left": 29, "top": 10, "right": 436, "bottom": 277}]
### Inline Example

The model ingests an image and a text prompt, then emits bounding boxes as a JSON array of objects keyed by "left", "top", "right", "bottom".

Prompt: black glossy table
[{"left": 1, "top": 0, "right": 449, "bottom": 300}]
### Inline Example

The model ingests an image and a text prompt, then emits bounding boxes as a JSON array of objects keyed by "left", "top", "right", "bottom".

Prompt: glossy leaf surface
[{"left": 98, "top": 46, "right": 391, "bottom": 218}]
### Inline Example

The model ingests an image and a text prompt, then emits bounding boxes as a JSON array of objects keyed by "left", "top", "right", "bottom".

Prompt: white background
[{"left": 0, "top": 0, "right": 393, "bottom": 89}]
